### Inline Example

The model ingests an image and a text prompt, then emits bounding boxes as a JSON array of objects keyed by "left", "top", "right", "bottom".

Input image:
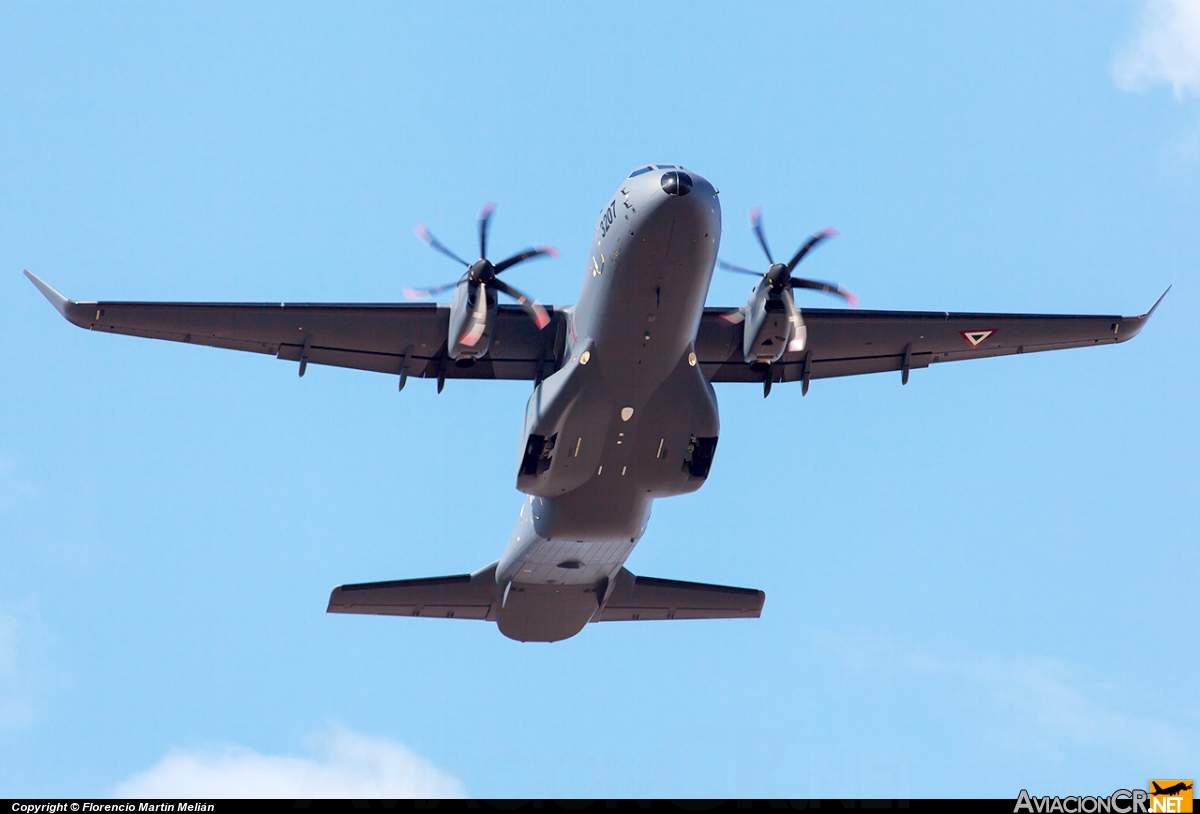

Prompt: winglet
[
  {"left": 1113, "top": 285, "right": 1170, "bottom": 344},
  {"left": 24, "top": 270, "right": 71, "bottom": 314},
  {"left": 1142, "top": 285, "right": 1171, "bottom": 320},
  {"left": 24, "top": 270, "right": 93, "bottom": 328}
]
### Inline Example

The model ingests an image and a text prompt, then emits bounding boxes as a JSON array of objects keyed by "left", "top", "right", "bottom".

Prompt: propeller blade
[
  {"left": 782, "top": 288, "right": 806, "bottom": 352},
  {"left": 790, "top": 277, "right": 859, "bottom": 306},
  {"left": 402, "top": 280, "right": 461, "bottom": 300},
  {"left": 785, "top": 228, "right": 837, "bottom": 273},
  {"left": 749, "top": 207, "right": 774, "bottom": 265},
  {"left": 413, "top": 223, "right": 471, "bottom": 267},
  {"left": 477, "top": 202, "right": 496, "bottom": 260},
  {"left": 718, "top": 260, "right": 764, "bottom": 277},
  {"left": 493, "top": 246, "right": 560, "bottom": 274},
  {"left": 491, "top": 278, "right": 551, "bottom": 330}
]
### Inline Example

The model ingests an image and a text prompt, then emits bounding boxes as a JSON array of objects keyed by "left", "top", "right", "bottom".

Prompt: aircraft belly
[
  {"left": 589, "top": 206, "right": 718, "bottom": 381},
  {"left": 521, "top": 172, "right": 721, "bottom": 501},
  {"left": 573, "top": 171, "right": 720, "bottom": 376},
  {"left": 537, "top": 350, "right": 720, "bottom": 500},
  {"left": 495, "top": 582, "right": 603, "bottom": 643},
  {"left": 529, "top": 483, "right": 651, "bottom": 543},
  {"left": 499, "top": 351, "right": 720, "bottom": 588},
  {"left": 509, "top": 537, "right": 637, "bottom": 586},
  {"left": 496, "top": 168, "right": 726, "bottom": 642}
]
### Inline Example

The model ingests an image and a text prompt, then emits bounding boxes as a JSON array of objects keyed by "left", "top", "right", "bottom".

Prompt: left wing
[
  {"left": 25, "top": 271, "right": 563, "bottom": 382},
  {"left": 696, "top": 290, "right": 1168, "bottom": 387}
]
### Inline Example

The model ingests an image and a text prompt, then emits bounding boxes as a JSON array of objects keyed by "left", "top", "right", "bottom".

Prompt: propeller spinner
[
  {"left": 719, "top": 207, "right": 858, "bottom": 308},
  {"left": 720, "top": 208, "right": 859, "bottom": 383}
]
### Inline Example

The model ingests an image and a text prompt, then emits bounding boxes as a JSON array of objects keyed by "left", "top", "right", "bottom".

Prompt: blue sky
[{"left": 2, "top": 0, "right": 1197, "bottom": 799}]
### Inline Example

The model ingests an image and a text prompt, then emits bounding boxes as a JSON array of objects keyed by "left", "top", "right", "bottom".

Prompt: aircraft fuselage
[{"left": 495, "top": 166, "right": 723, "bottom": 641}]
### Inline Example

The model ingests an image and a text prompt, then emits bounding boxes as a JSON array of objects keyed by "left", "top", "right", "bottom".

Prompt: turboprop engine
[
  {"left": 741, "top": 277, "right": 804, "bottom": 364},
  {"left": 719, "top": 207, "right": 858, "bottom": 366},
  {"left": 404, "top": 203, "right": 556, "bottom": 362},
  {"left": 446, "top": 275, "right": 499, "bottom": 361}
]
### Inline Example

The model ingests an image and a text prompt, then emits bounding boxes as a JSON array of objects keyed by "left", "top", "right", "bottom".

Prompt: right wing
[
  {"left": 695, "top": 290, "right": 1168, "bottom": 386},
  {"left": 24, "top": 271, "right": 564, "bottom": 382}
]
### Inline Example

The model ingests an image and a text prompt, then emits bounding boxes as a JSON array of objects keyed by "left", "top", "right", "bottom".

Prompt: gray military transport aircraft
[{"left": 26, "top": 164, "right": 1167, "bottom": 643}]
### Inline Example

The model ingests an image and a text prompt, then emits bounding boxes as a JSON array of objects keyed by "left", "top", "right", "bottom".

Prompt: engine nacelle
[
  {"left": 447, "top": 280, "right": 498, "bottom": 361},
  {"left": 742, "top": 285, "right": 805, "bottom": 363}
]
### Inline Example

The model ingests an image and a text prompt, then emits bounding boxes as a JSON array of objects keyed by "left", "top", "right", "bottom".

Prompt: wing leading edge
[
  {"left": 696, "top": 289, "right": 1168, "bottom": 386},
  {"left": 26, "top": 271, "right": 1165, "bottom": 387},
  {"left": 24, "top": 271, "right": 563, "bottom": 382}
]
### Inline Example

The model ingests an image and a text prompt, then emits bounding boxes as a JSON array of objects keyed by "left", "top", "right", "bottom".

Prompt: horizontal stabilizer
[
  {"left": 327, "top": 561, "right": 498, "bottom": 620},
  {"left": 597, "top": 568, "right": 764, "bottom": 621}
]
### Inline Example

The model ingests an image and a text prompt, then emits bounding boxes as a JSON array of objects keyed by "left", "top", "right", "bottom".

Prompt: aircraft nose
[
  {"left": 660, "top": 170, "right": 693, "bottom": 196},
  {"left": 651, "top": 168, "right": 719, "bottom": 234}
]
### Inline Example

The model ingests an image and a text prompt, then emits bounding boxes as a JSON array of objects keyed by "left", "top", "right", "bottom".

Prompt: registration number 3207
[{"left": 599, "top": 200, "right": 617, "bottom": 238}]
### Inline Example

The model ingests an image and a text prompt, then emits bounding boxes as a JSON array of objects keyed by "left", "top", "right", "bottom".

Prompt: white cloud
[
  {"left": 114, "top": 727, "right": 467, "bottom": 799},
  {"left": 1114, "top": 0, "right": 1200, "bottom": 99},
  {"left": 810, "top": 630, "right": 1198, "bottom": 767}
]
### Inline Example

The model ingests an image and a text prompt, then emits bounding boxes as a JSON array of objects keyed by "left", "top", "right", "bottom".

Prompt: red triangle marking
[{"left": 960, "top": 329, "right": 995, "bottom": 348}]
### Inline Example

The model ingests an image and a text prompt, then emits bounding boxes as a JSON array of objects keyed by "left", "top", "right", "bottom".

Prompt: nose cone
[
  {"left": 660, "top": 170, "right": 693, "bottom": 196},
  {"left": 621, "top": 164, "right": 719, "bottom": 231},
  {"left": 649, "top": 167, "right": 719, "bottom": 236}
]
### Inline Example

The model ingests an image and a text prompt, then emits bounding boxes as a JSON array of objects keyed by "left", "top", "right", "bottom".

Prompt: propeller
[
  {"left": 405, "top": 203, "right": 557, "bottom": 329},
  {"left": 718, "top": 207, "right": 859, "bottom": 307}
]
